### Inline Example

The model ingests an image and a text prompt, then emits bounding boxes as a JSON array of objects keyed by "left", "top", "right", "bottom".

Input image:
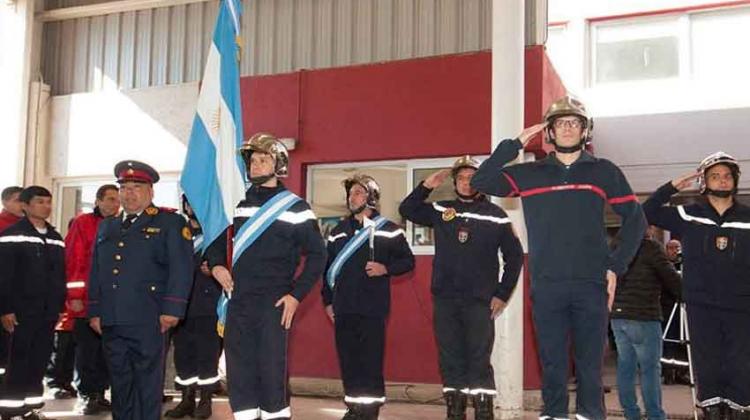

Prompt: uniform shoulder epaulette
[{"left": 145, "top": 206, "right": 159, "bottom": 216}]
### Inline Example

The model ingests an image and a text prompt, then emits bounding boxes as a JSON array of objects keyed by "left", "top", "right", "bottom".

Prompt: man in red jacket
[
  {"left": 65, "top": 184, "right": 120, "bottom": 415},
  {"left": 0, "top": 186, "right": 23, "bottom": 381}
]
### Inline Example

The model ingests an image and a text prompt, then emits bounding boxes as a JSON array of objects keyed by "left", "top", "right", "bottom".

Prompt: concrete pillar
[{"left": 490, "top": 1, "right": 526, "bottom": 419}]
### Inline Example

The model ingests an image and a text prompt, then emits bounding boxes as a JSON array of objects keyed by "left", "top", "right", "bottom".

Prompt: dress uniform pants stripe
[
  {"left": 74, "top": 318, "right": 109, "bottom": 397},
  {"left": 225, "top": 297, "right": 290, "bottom": 418},
  {"left": 687, "top": 304, "right": 750, "bottom": 406},
  {"left": 173, "top": 315, "right": 221, "bottom": 391},
  {"left": 531, "top": 281, "right": 608, "bottom": 420},
  {"left": 335, "top": 314, "right": 386, "bottom": 401},
  {"left": 0, "top": 316, "right": 55, "bottom": 416},
  {"left": 102, "top": 323, "right": 165, "bottom": 420},
  {"left": 433, "top": 296, "right": 495, "bottom": 393}
]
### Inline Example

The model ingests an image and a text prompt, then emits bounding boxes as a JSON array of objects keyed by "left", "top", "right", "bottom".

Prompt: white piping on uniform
[{"left": 432, "top": 204, "right": 511, "bottom": 225}]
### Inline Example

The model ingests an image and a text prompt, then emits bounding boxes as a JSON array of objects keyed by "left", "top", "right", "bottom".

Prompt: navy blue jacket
[
  {"left": 644, "top": 182, "right": 750, "bottom": 312},
  {"left": 399, "top": 185, "right": 523, "bottom": 302},
  {"left": 185, "top": 241, "right": 222, "bottom": 319},
  {"left": 0, "top": 218, "right": 66, "bottom": 320},
  {"left": 321, "top": 212, "right": 415, "bottom": 317},
  {"left": 88, "top": 206, "right": 194, "bottom": 325},
  {"left": 471, "top": 138, "right": 646, "bottom": 286},
  {"left": 205, "top": 184, "right": 326, "bottom": 303}
]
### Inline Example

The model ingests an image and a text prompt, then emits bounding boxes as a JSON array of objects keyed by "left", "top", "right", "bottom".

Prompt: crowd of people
[{"left": 0, "top": 95, "right": 747, "bottom": 420}]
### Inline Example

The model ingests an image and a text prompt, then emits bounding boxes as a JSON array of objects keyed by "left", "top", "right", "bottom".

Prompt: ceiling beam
[{"left": 37, "top": 0, "right": 212, "bottom": 22}]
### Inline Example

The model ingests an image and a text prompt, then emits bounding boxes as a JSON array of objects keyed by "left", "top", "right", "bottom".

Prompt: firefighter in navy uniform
[
  {"left": 644, "top": 152, "right": 750, "bottom": 420},
  {"left": 0, "top": 186, "right": 66, "bottom": 420},
  {"left": 88, "top": 161, "right": 193, "bottom": 420},
  {"left": 399, "top": 156, "right": 524, "bottom": 420},
  {"left": 205, "top": 133, "right": 326, "bottom": 420},
  {"left": 322, "top": 175, "right": 415, "bottom": 420},
  {"left": 165, "top": 196, "right": 222, "bottom": 419},
  {"left": 470, "top": 96, "right": 646, "bottom": 420}
]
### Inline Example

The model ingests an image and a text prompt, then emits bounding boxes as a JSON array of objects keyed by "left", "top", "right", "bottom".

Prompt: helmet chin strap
[
  {"left": 553, "top": 142, "right": 585, "bottom": 153},
  {"left": 454, "top": 188, "right": 479, "bottom": 201},
  {"left": 705, "top": 188, "right": 734, "bottom": 198},
  {"left": 249, "top": 174, "right": 275, "bottom": 185},
  {"left": 349, "top": 204, "right": 368, "bottom": 215}
]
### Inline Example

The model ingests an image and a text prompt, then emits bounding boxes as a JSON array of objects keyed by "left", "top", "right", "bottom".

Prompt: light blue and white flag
[{"left": 180, "top": 0, "right": 246, "bottom": 253}]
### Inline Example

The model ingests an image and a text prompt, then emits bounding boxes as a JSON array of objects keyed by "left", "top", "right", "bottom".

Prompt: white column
[{"left": 490, "top": 1, "right": 526, "bottom": 419}]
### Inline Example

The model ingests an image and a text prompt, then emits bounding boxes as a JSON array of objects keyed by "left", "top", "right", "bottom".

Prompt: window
[
  {"left": 54, "top": 174, "right": 182, "bottom": 236},
  {"left": 690, "top": 8, "right": 750, "bottom": 84},
  {"left": 307, "top": 157, "right": 486, "bottom": 255},
  {"left": 591, "top": 17, "right": 681, "bottom": 84}
]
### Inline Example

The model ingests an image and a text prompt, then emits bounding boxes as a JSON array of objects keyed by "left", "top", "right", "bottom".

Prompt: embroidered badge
[
  {"left": 716, "top": 236, "right": 728, "bottom": 251},
  {"left": 143, "top": 227, "right": 161, "bottom": 234},
  {"left": 458, "top": 226, "right": 470, "bottom": 243},
  {"left": 145, "top": 206, "right": 159, "bottom": 216},
  {"left": 182, "top": 226, "right": 193, "bottom": 241},
  {"left": 442, "top": 208, "right": 457, "bottom": 222}
]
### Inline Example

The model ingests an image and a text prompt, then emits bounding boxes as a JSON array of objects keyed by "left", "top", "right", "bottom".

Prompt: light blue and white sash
[
  {"left": 193, "top": 234, "right": 204, "bottom": 253},
  {"left": 325, "top": 216, "right": 388, "bottom": 289}
]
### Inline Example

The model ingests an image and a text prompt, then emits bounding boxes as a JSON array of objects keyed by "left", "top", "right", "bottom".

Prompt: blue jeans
[{"left": 611, "top": 319, "right": 666, "bottom": 420}]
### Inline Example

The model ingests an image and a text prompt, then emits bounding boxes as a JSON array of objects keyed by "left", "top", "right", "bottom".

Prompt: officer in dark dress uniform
[
  {"left": 165, "top": 196, "right": 222, "bottom": 419},
  {"left": 88, "top": 161, "right": 193, "bottom": 420}
]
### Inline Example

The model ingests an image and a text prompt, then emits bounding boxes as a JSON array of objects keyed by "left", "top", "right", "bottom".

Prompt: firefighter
[
  {"left": 643, "top": 152, "right": 750, "bottom": 419},
  {"left": 65, "top": 184, "right": 119, "bottom": 415},
  {"left": 322, "top": 175, "right": 415, "bottom": 420},
  {"left": 165, "top": 196, "right": 222, "bottom": 419},
  {"left": 470, "top": 96, "right": 646, "bottom": 420},
  {"left": 0, "top": 186, "right": 66, "bottom": 420},
  {"left": 399, "top": 156, "right": 524, "bottom": 420},
  {"left": 0, "top": 186, "right": 23, "bottom": 383},
  {"left": 205, "top": 133, "right": 327, "bottom": 420},
  {"left": 88, "top": 161, "right": 193, "bottom": 420}
]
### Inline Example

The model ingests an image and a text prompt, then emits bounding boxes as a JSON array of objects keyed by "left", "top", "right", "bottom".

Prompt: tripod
[{"left": 662, "top": 302, "right": 698, "bottom": 420}]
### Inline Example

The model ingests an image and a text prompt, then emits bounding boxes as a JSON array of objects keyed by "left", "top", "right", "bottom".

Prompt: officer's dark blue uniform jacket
[
  {"left": 471, "top": 138, "right": 646, "bottom": 284},
  {"left": 321, "top": 212, "right": 415, "bottom": 317},
  {"left": 0, "top": 218, "right": 66, "bottom": 319},
  {"left": 186, "top": 246, "right": 221, "bottom": 318},
  {"left": 644, "top": 182, "right": 750, "bottom": 312},
  {"left": 88, "top": 206, "right": 193, "bottom": 325},
  {"left": 399, "top": 186, "right": 523, "bottom": 302},
  {"left": 205, "top": 183, "right": 327, "bottom": 302}
]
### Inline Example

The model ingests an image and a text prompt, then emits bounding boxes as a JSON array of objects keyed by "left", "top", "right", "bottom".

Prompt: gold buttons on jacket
[
  {"left": 112, "top": 268, "right": 120, "bottom": 275},
  {"left": 112, "top": 284, "right": 118, "bottom": 289},
  {"left": 117, "top": 241, "right": 125, "bottom": 248},
  {"left": 114, "top": 254, "right": 122, "bottom": 261}
]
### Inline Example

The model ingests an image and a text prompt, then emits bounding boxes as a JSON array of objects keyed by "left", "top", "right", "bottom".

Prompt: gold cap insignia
[{"left": 442, "top": 208, "right": 457, "bottom": 222}]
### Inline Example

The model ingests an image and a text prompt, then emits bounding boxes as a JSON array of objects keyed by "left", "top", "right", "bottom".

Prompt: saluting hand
[
  {"left": 1, "top": 313, "right": 18, "bottom": 333},
  {"left": 160, "top": 315, "right": 179, "bottom": 333},
  {"left": 423, "top": 169, "right": 451, "bottom": 189},
  {"left": 671, "top": 172, "right": 701, "bottom": 192},
  {"left": 211, "top": 266, "right": 234, "bottom": 293},
  {"left": 275, "top": 294, "right": 300, "bottom": 330},
  {"left": 518, "top": 122, "right": 548, "bottom": 147},
  {"left": 606, "top": 270, "right": 617, "bottom": 312},
  {"left": 490, "top": 297, "right": 507, "bottom": 320}
]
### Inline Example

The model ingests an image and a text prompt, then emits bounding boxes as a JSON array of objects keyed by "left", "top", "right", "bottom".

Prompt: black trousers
[
  {"left": 688, "top": 304, "right": 750, "bottom": 408},
  {"left": 531, "top": 281, "right": 609, "bottom": 420},
  {"left": 74, "top": 318, "right": 109, "bottom": 397},
  {"left": 335, "top": 314, "right": 386, "bottom": 402},
  {"left": 173, "top": 315, "right": 222, "bottom": 391},
  {"left": 0, "top": 316, "right": 56, "bottom": 416},
  {"left": 102, "top": 323, "right": 165, "bottom": 420},
  {"left": 225, "top": 296, "right": 290, "bottom": 419},
  {"left": 0, "top": 329, "right": 8, "bottom": 377},
  {"left": 433, "top": 296, "right": 495, "bottom": 395},
  {"left": 45, "top": 330, "right": 76, "bottom": 389}
]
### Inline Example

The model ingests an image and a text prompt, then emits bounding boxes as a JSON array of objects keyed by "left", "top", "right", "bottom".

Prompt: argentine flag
[{"left": 180, "top": 0, "right": 246, "bottom": 253}]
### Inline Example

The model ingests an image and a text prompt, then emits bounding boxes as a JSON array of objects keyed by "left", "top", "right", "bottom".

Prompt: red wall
[{"left": 239, "top": 46, "right": 565, "bottom": 387}]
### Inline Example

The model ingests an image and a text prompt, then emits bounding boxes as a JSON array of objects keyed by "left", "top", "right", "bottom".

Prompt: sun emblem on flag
[{"left": 210, "top": 106, "right": 221, "bottom": 136}]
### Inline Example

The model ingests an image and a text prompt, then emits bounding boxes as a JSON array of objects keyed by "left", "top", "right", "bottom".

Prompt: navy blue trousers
[
  {"left": 74, "top": 318, "right": 109, "bottom": 397},
  {"left": 102, "top": 323, "right": 165, "bottom": 420},
  {"left": 531, "top": 281, "right": 609, "bottom": 420}
]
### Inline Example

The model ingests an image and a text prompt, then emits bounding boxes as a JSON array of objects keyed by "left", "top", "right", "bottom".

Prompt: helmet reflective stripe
[
  {"left": 697, "top": 151, "right": 741, "bottom": 194},
  {"left": 238, "top": 132, "right": 290, "bottom": 178}
]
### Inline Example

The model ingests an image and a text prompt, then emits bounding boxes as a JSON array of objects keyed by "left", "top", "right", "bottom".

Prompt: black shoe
[
  {"left": 444, "top": 390, "right": 467, "bottom": 420},
  {"left": 193, "top": 389, "right": 213, "bottom": 419},
  {"left": 728, "top": 406, "right": 750, "bottom": 420},
  {"left": 94, "top": 394, "right": 112, "bottom": 411},
  {"left": 22, "top": 411, "right": 57, "bottom": 420},
  {"left": 701, "top": 402, "right": 727, "bottom": 420},
  {"left": 49, "top": 387, "right": 75, "bottom": 400},
  {"left": 342, "top": 403, "right": 364, "bottom": 420},
  {"left": 362, "top": 404, "right": 380, "bottom": 420},
  {"left": 164, "top": 388, "right": 196, "bottom": 418},
  {"left": 472, "top": 394, "right": 494, "bottom": 420}
]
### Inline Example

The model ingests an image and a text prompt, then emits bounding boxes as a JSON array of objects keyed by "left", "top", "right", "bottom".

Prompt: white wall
[
  {"left": 595, "top": 107, "right": 750, "bottom": 194},
  {"left": 48, "top": 82, "right": 197, "bottom": 179}
]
